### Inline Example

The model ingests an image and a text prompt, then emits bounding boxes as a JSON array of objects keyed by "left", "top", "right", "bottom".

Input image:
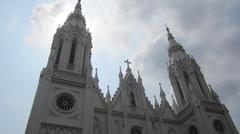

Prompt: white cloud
[{"left": 25, "top": 0, "right": 75, "bottom": 48}]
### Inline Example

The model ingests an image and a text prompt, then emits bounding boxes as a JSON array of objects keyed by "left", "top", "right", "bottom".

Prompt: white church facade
[{"left": 25, "top": 1, "right": 239, "bottom": 134}]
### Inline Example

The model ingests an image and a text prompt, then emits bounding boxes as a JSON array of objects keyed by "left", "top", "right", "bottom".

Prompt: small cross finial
[
  {"left": 124, "top": 59, "right": 131, "bottom": 68},
  {"left": 166, "top": 25, "right": 170, "bottom": 34}
]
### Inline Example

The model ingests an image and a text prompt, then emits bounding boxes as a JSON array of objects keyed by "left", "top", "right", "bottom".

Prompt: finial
[
  {"left": 159, "top": 82, "right": 166, "bottom": 101},
  {"left": 95, "top": 68, "right": 99, "bottom": 80},
  {"left": 154, "top": 95, "right": 159, "bottom": 108},
  {"left": 166, "top": 25, "right": 170, "bottom": 34},
  {"left": 106, "top": 85, "right": 111, "bottom": 102},
  {"left": 124, "top": 59, "right": 131, "bottom": 68}
]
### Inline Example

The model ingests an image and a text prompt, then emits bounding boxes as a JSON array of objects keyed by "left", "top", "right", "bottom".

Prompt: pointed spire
[
  {"left": 137, "top": 71, "right": 142, "bottom": 83},
  {"left": 159, "top": 82, "right": 166, "bottom": 102},
  {"left": 154, "top": 95, "right": 160, "bottom": 109},
  {"left": 95, "top": 68, "right": 99, "bottom": 82},
  {"left": 165, "top": 25, "right": 180, "bottom": 47},
  {"left": 106, "top": 85, "right": 111, "bottom": 102},
  {"left": 119, "top": 66, "right": 123, "bottom": 80},
  {"left": 171, "top": 95, "right": 179, "bottom": 113},
  {"left": 209, "top": 84, "right": 220, "bottom": 102},
  {"left": 74, "top": 0, "right": 82, "bottom": 14}
]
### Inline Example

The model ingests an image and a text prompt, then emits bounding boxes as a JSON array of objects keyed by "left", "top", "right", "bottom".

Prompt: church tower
[
  {"left": 167, "top": 27, "right": 238, "bottom": 134},
  {"left": 26, "top": 1, "right": 96, "bottom": 134}
]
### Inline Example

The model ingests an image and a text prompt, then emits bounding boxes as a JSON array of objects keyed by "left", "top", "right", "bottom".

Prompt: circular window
[
  {"left": 56, "top": 93, "right": 75, "bottom": 112},
  {"left": 213, "top": 119, "right": 224, "bottom": 133}
]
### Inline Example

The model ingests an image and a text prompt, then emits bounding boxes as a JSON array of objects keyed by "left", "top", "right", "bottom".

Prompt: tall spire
[
  {"left": 74, "top": 0, "right": 82, "bottom": 15},
  {"left": 165, "top": 25, "right": 181, "bottom": 48},
  {"left": 159, "top": 82, "right": 166, "bottom": 102}
]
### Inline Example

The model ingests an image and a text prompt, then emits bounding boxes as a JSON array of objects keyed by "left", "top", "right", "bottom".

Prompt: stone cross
[{"left": 124, "top": 59, "right": 131, "bottom": 68}]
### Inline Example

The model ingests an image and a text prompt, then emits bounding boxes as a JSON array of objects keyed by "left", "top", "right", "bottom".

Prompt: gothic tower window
[
  {"left": 183, "top": 71, "right": 191, "bottom": 88},
  {"left": 55, "top": 38, "right": 63, "bottom": 64},
  {"left": 69, "top": 38, "right": 77, "bottom": 64},
  {"left": 188, "top": 125, "right": 198, "bottom": 134},
  {"left": 213, "top": 119, "right": 224, "bottom": 134},
  {"left": 130, "top": 92, "right": 136, "bottom": 107},
  {"left": 175, "top": 76, "right": 185, "bottom": 103}
]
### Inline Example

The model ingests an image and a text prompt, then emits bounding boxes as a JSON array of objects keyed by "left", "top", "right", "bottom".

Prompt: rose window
[{"left": 56, "top": 94, "right": 74, "bottom": 112}]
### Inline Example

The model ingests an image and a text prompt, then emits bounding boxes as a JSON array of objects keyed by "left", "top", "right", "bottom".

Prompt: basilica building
[{"left": 25, "top": 1, "right": 238, "bottom": 134}]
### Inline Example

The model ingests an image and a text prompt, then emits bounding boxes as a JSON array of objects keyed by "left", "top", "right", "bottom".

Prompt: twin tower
[{"left": 26, "top": 1, "right": 238, "bottom": 134}]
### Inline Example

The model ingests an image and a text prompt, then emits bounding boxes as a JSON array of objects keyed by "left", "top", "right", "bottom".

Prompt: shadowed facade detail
[{"left": 26, "top": 1, "right": 238, "bottom": 134}]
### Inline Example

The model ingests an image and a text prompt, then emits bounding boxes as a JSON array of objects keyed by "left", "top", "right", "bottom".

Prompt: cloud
[
  {"left": 26, "top": 0, "right": 240, "bottom": 130},
  {"left": 25, "top": 0, "right": 75, "bottom": 48}
]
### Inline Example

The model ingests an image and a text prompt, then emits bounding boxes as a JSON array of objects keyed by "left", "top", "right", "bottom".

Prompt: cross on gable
[{"left": 124, "top": 59, "right": 131, "bottom": 68}]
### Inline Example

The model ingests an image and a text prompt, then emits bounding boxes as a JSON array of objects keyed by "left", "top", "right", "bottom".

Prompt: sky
[{"left": 0, "top": 0, "right": 239, "bottom": 133}]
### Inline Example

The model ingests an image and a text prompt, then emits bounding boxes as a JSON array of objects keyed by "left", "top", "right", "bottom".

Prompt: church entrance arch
[{"left": 130, "top": 126, "right": 142, "bottom": 134}]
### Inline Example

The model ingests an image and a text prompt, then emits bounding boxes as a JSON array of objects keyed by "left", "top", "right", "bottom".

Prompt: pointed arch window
[
  {"left": 130, "top": 92, "right": 136, "bottom": 107},
  {"left": 69, "top": 38, "right": 77, "bottom": 64},
  {"left": 183, "top": 71, "right": 191, "bottom": 88},
  {"left": 175, "top": 77, "right": 185, "bottom": 102},
  {"left": 55, "top": 38, "right": 63, "bottom": 64}
]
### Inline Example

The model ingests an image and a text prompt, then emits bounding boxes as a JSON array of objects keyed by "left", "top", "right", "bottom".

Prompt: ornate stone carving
[{"left": 39, "top": 123, "right": 82, "bottom": 134}]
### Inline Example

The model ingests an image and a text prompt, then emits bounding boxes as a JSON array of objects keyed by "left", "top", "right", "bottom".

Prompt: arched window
[
  {"left": 69, "top": 38, "right": 77, "bottom": 64},
  {"left": 213, "top": 119, "right": 224, "bottom": 134},
  {"left": 175, "top": 76, "right": 185, "bottom": 104},
  {"left": 188, "top": 125, "right": 198, "bottom": 134},
  {"left": 183, "top": 71, "right": 191, "bottom": 88},
  {"left": 130, "top": 92, "right": 136, "bottom": 107},
  {"left": 55, "top": 38, "right": 63, "bottom": 64},
  {"left": 131, "top": 126, "right": 142, "bottom": 134}
]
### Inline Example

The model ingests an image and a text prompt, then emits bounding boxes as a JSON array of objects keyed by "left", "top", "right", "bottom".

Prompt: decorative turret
[
  {"left": 119, "top": 66, "right": 123, "bottom": 83},
  {"left": 106, "top": 85, "right": 111, "bottom": 103},
  {"left": 159, "top": 82, "right": 166, "bottom": 102},
  {"left": 154, "top": 95, "right": 160, "bottom": 109},
  {"left": 94, "top": 68, "right": 99, "bottom": 88}
]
